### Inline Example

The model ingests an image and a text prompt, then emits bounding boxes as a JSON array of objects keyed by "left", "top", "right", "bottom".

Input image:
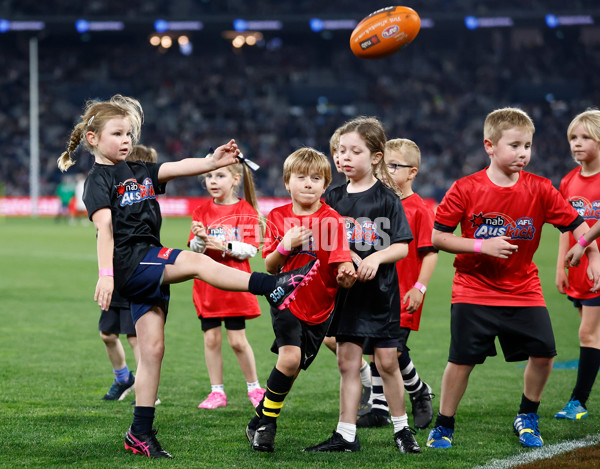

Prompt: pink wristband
[
  {"left": 277, "top": 243, "right": 291, "bottom": 256},
  {"left": 414, "top": 282, "right": 427, "bottom": 294},
  {"left": 473, "top": 239, "right": 483, "bottom": 253},
  {"left": 99, "top": 268, "right": 114, "bottom": 277},
  {"left": 578, "top": 235, "right": 590, "bottom": 247}
]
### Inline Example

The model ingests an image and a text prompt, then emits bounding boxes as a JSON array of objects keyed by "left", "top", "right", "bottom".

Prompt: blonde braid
[{"left": 57, "top": 122, "right": 86, "bottom": 172}]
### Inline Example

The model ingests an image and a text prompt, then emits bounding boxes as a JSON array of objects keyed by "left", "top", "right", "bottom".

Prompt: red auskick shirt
[
  {"left": 396, "top": 193, "right": 435, "bottom": 330},
  {"left": 435, "top": 169, "right": 581, "bottom": 307},
  {"left": 559, "top": 167, "right": 600, "bottom": 299},
  {"left": 263, "top": 202, "right": 351, "bottom": 325},
  {"left": 188, "top": 198, "right": 261, "bottom": 319}
]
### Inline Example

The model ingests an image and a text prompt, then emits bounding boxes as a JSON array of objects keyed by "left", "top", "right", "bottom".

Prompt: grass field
[{"left": 0, "top": 216, "right": 598, "bottom": 468}]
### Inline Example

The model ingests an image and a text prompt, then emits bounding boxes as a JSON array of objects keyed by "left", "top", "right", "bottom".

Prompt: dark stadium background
[{"left": 2, "top": 0, "right": 600, "bottom": 201}]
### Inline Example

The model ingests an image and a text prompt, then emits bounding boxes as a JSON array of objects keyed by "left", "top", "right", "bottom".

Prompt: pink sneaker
[
  {"left": 248, "top": 388, "right": 266, "bottom": 408},
  {"left": 198, "top": 391, "right": 227, "bottom": 409}
]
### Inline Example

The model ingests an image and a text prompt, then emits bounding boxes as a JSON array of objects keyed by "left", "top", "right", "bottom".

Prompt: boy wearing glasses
[{"left": 358, "top": 138, "right": 438, "bottom": 430}]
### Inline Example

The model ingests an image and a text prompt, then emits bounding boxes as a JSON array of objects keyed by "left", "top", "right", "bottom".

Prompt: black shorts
[
  {"left": 567, "top": 295, "right": 600, "bottom": 308},
  {"left": 362, "top": 330, "right": 406, "bottom": 355},
  {"left": 98, "top": 306, "right": 136, "bottom": 335},
  {"left": 270, "top": 307, "right": 332, "bottom": 370},
  {"left": 449, "top": 303, "right": 557, "bottom": 365},
  {"left": 200, "top": 316, "right": 246, "bottom": 332}
]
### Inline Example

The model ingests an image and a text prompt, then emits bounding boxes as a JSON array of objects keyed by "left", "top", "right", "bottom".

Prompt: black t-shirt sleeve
[{"left": 82, "top": 170, "right": 112, "bottom": 221}]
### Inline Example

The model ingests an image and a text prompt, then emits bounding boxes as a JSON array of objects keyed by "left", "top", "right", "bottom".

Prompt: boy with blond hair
[
  {"left": 246, "top": 147, "right": 356, "bottom": 452},
  {"left": 428, "top": 107, "right": 600, "bottom": 449}
]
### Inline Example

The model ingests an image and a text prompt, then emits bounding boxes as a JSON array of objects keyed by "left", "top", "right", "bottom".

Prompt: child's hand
[
  {"left": 403, "top": 288, "right": 424, "bottom": 313},
  {"left": 94, "top": 276, "right": 114, "bottom": 311},
  {"left": 481, "top": 236, "right": 518, "bottom": 258},
  {"left": 565, "top": 243, "right": 586, "bottom": 268},
  {"left": 555, "top": 268, "right": 569, "bottom": 294},
  {"left": 336, "top": 262, "right": 357, "bottom": 288},
  {"left": 211, "top": 139, "right": 240, "bottom": 169},
  {"left": 281, "top": 226, "right": 312, "bottom": 251},
  {"left": 191, "top": 221, "right": 208, "bottom": 240},
  {"left": 356, "top": 253, "right": 381, "bottom": 282}
]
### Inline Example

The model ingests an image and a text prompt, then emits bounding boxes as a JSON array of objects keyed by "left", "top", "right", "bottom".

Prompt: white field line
[{"left": 473, "top": 433, "right": 600, "bottom": 469}]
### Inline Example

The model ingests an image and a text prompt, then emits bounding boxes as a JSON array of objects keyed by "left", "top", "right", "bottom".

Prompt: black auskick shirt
[{"left": 83, "top": 160, "right": 166, "bottom": 291}]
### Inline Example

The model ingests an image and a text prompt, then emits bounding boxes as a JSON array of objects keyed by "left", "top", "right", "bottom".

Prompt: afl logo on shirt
[
  {"left": 470, "top": 212, "right": 535, "bottom": 240},
  {"left": 344, "top": 217, "right": 380, "bottom": 245},
  {"left": 116, "top": 177, "right": 156, "bottom": 206},
  {"left": 569, "top": 197, "right": 600, "bottom": 220}
]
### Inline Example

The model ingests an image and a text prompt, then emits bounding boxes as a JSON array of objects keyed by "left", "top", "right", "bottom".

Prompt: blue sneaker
[
  {"left": 555, "top": 399, "right": 588, "bottom": 420},
  {"left": 513, "top": 413, "right": 543, "bottom": 448},
  {"left": 426, "top": 425, "right": 453, "bottom": 449}
]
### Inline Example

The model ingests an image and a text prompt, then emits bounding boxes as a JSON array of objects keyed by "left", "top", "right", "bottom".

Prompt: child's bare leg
[
  {"left": 439, "top": 362, "right": 474, "bottom": 417},
  {"left": 204, "top": 327, "right": 224, "bottom": 385},
  {"left": 100, "top": 331, "right": 127, "bottom": 369},
  {"left": 374, "top": 347, "right": 406, "bottom": 417},
  {"left": 524, "top": 356, "right": 553, "bottom": 402},
  {"left": 323, "top": 336, "right": 336, "bottom": 354},
  {"left": 337, "top": 341, "right": 363, "bottom": 424},
  {"left": 227, "top": 329, "right": 258, "bottom": 382},
  {"left": 134, "top": 306, "right": 166, "bottom": 407},
  {"left": 163, "top": 251, "right": 250, "bottom": 290},
  {"left": 127, "top": 334, "right": 139, "bottom": 367}
]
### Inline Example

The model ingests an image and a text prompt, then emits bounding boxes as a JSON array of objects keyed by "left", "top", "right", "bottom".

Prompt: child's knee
[{"left": 99, "top": 331, "right": 118, "bottom": 344}]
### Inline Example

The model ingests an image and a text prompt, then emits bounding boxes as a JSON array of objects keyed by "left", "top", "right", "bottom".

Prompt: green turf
[{"left": 0, "top": 216, "right": 597, "bottom": 468}]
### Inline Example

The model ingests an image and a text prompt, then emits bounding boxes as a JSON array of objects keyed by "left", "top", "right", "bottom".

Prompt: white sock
[
  {"left": 391, "top": 414, "right": 409, "bottom": 433},
  {"left": 336, "top": 422, "right": 356, "bottom": 442},
  {"left": 211, "top": 384, "right": 225, "bottom": 394},
  {"left": 360, "top": 361, "right": 372, "bottom": 387},
  {"left": 247, "top": 381, "right": 261, "bottom": 392}
]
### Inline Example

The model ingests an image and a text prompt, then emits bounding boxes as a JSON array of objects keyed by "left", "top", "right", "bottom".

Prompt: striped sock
[
  {"left": 370, "top": 362, "right": 389, "bottom": 416},
  {"left": 398, "top": 351, "right": 423, "bottom": 395}
]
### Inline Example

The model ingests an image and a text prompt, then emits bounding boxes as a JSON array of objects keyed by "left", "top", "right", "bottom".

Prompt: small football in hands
[{"left": 350, "top": 6, "right": 421, "bottom": 59}]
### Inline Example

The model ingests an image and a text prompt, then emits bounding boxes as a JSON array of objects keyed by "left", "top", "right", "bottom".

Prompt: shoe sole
[
  {"left": 118, "top": 384, "right": 135, "bottom": 401},
  {"left": 252, "top": 444, "right": 274, "bottom": 453},
  {"left": 277, "top": 260, "right": 320, "bottom": 310}
]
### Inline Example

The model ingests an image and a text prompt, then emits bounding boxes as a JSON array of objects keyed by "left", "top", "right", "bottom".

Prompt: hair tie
[
  {"left": 87, "top": 115, "right": 95, "bottom": 127},
  {"left": 238, "top": 153, "right": 260, "bottom": 172}
]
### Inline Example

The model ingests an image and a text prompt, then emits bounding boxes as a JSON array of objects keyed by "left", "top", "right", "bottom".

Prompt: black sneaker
[
  {"left": 357, "top": 385, "right": 372, "bottom": 417},
  {"left": 410, "top": 383, "right": 434, "bottom": 429},
  {"left": 356, "top": 411, "right": 391, "bottom": 428},
  {"left": 124, "top": 427, "right": 173, "bottom": 458},
  {"left": 267, "top": 260, "right": 320, "bottom": 310},
  {"left": 103, "top": 372, "right": 135, "bottom": 401},
  {"left": 303, "top": 431, "right": 360, "bottom": 452},
  {"left": 394, "top": 426, "right": 422, "bottom": 453},
  {"left": 246, "top": 416, "right": 260, "bottom": 445},
  {"left": 252, "top": 422, "right": 276, "bottom": 452}
]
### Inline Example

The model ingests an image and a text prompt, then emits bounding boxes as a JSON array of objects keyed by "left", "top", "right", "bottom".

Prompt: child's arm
[
  {"left": 335, "top": 261, "right": 357, "bottom": 288},
  {"left": 356, "top": 242, "right": 408, "bottom": 282},
  {"left": 555, "top": 232, "right": 570, "bottom": 294},
  {"left": 189, "top": 220, "right": 209, "bottom": 253},
  {"left": 91, "top": 207, "right": 114, "bottom": 311},
  {"left": 432, "top": 230, "right": 518, "bottom": 258},
  {"left": 566, "top": 222, "right": 600, "bottom": 291},
  {"left": 158, "top": 140, "right": 240, "bottom": 183},
  {"left": 404, "top": 251, "right": 438, "bottom": 313},
  {"left": 264, "top": 226, "right": 312, "bottom": 274}
]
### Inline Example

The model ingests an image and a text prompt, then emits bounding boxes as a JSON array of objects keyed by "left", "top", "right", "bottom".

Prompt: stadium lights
[
  {"left": 222, "top": 30, "right": 264, "bottom": 49},
  {"left": 75, "top": 19, "right": 124, "bottom": 33},
  {"left": 233, "top": 18, "right": 282, "bottom": 32},
  {"left": 154, "top": 19, "right": 203, "bottom": 32},
  {"left": 0, "top": 19, "right": 45, "bottom": 32},
  {"left": 545, "top": 14, "right": 594, "bottom": 28},
  {"left": 464, "top": 16, "right": 514, "bottom": 30}
]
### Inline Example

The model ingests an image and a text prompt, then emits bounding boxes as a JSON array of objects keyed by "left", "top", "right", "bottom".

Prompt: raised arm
[{"left": 158, "top": 140, "right": 240, "bottom": 183}]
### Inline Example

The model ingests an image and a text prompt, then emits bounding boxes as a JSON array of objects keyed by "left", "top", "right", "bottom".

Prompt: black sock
[
  {"left": 131, "top": 406, "right": 155, "bottom": 434},
  {"left": 572, "top": 346, "right": 600, "bottom": 407},
  {"left": 257, "top": 367, "right": 294, "bottom": 425},
  {"left": 369, "top": 361, "right": 389, "bottom": 417},
  {"left": 518, "top": 394, "right": 540, "bottom": 415},
  {"left": 434, "top": 412, "right": 455, "bottom": 430},
  {"left": 248, "top": 272, "right": 275, "bottom": 296}
]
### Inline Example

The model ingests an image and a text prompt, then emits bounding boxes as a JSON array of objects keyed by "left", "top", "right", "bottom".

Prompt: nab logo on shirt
[
  {"left": 208, "top": 225, "right": 240, "bottom": 242},
  {"left": 116, "top": 177, "right": 156, "bottom": 206},
  {"left": 344, "top": 217, "right": 380, "bottom": 245},
  {"left": 570, "top": 197, "right": 600, "bottom": 219},
  {"left": 470, "top": 212, "right": 535, "bottom": 240}
]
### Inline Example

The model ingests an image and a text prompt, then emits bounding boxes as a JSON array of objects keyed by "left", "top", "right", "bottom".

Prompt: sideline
[{"left": 472, "top": 433, "right": 600, "bottom": 469}]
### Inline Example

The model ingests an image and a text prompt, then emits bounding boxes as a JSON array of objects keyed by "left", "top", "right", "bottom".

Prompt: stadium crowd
[{"left": 1, "top": 1, "right": 599, "bottom": 200}]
